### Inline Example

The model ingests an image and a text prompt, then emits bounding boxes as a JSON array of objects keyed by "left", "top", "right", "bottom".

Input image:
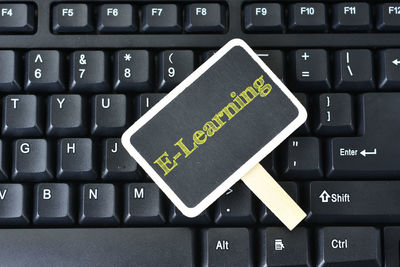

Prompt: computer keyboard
[{"left": 0, "top": 0, "right": 399, "bottom": 266}]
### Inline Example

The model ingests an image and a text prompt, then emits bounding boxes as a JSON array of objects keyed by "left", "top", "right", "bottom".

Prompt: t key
[
  {"left": 2, "top": 95, "right": 42, "bottom": 137},
  {"left": 25, "top": 50, "right": 65, "bottom": 92},
  {"left": 158, "top": 50, "right": 194, "bottom": 92}
]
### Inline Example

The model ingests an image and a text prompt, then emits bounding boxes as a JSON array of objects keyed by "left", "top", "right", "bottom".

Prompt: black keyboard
[{"left": 0, "top": 0, "right": 399, "bottom": 266}]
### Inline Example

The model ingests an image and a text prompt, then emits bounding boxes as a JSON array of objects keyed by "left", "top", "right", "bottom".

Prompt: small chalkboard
[{"left": 122, "top": 39, "right": 307, "bottom": 226}]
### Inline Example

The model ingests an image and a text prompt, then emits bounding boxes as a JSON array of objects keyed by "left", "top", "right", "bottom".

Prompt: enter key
[{"left": 327, "top": 93, "right": 400, "bottom": 178}]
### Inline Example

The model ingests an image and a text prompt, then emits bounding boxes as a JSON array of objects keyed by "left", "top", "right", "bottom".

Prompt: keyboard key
[
  {"left": 170, "top": 205, "right": 211, "bottom": 225},
  {"left": 260, "top": 227, "right": 311, "bottom": 267},
  {"left": 25, "top": 50, "right": 65, "bottom": 92},
  {"left": 327, "top": 93, "right": 400, "bottom": 178},
  {"left": 12, "top": 139, "right": 53, "bottom": 182},
  {"left": 91, "top": 94, "right": 127, "bottom": 136},
  {"left": 202, "top": 228, "right": 252, "bottom": 266},
  {"left": 293, "top": 93, "right": 311, "bottom": 135},
  {"left": 379, "top": 49, "right": 400, "bottom": 90},
  {"left": 0, "top": 141, "right": 8, "bottom": 181},
  {"left": 282, "top": 137, "right": 323, "bottom": 179},
  {"left": 158, "top": 50, "right": 194, "bottom": 91},
  {"left": 102, "top": 138, "right": 140, "bottom": 180},
  {"left": 260, "top": 152, "right": 278, "bottom": 177},
  {"left": 244, "top": 4, "right": 284, "bottom": 32},
  {"left": 314, "top": 93, "right": 355, "bottom": 136},
  {"left": 259, "top": 182, "right": 300, "bottom": 224},
  {"left": 114, "top": 50, "right": 153, "bottom": 92},
  {"left": 33, "top": 183, "right": 74, "bottom": 225},
  {"left": 309, "top": 181, "right": 400, "bottom": 223},
  {"left": 0, "top": 228, "right": 194, "bottom": 266},
  {"left": 79, "top": 183, "right": 119, "bottom": 226},
  {"left": 136, "top": 93, "right": 167, "bottom": 118},
  {"left": 53, "top": 4, "right": 93, "bottom": 33},
  {"left": 70, "top": 51, "right": 109, "bottom": 93},
  {"left": 334, "top": 50, "right": 375, "bottom": 91},
  {"left": 57, "top": 138, "right": 96, "bottom": 181},
  {"left": 0, "top": 50, "right": 21, "bottom": 92},
  {"left": 0, "top": 184, "right": 29, "bottom": 225},
  {"left": 0, "top": 4, "right": 34, "bottom": 33},
  {"left": 332, "top": 3, "right": 372, "bottom": 32},
  {"left": 384, "top": 227, "right": 400, "bottom": 267},
  {"left": 47, "top": 95, "right": 87, "bottom": 136},
  {"left": 2, "top": 95, "right": 42, "bottom": 137},
  {"left": 288, "top": 3, "right": 327, "bottom": 32},
  {"left": 214, "top": 183, "right": 256, "bottom": 225},
  {"left": 124, "top": 183, "right": 165, "bottom": 225},
  {"left": 377, "top": 3, "right": 400, "bottom": 32},
  {"left": 290, "top": 49, "right": 331, "bottom": 91},
  {"left": 185, "top": 4, "right": 226, "bottom": 33},
  {"left": 142, "top": 4, "right": 181, "bottom": 33},
  {"left": 98, "top": 4, "right": 137, "bottom": 33},
  {"left": 256, "top": 50, "right": 284, "bottom": 81},
  {"left": 317, "top": 227, "right": 381, "bottom": 266}
]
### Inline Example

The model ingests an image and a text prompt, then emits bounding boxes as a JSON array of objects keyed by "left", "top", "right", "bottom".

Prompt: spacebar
[{"left": 0, "top": 228, "right": 194, "bottom": 267}]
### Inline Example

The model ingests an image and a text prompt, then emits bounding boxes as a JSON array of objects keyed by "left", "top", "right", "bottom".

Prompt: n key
[
  {"left": 79, "top": 184, "right": 119, "bottom": 226},
  {"left": 158, "top": 50, "right": 194, "bottom": 92},
  {"left": 2, "top": 95, "right": 42, "bottom": 137},
  {"left": 25, "top": 50, "right": 65, "bottom": 92}
]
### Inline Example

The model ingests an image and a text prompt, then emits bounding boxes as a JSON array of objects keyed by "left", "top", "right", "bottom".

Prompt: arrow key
[{"left": 379, "top": 49, "right": 400, "bottom": 90}]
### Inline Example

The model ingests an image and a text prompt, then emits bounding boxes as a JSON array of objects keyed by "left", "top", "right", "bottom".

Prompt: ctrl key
[
  {"left": 317, "top": 227, "right": 381, "bottom": 267},
  {"left": 202, "top": 228, "right": 253, "bottom": 267}
]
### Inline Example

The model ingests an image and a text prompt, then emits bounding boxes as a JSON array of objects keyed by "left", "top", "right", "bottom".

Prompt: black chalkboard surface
[{"left": 122, "top": 39, "right": 307, "bottom": 217}]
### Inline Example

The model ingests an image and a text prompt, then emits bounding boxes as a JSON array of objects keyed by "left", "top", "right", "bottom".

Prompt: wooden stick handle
[{"left": 242, "top": 163, "right": 306, "bottom": 230}]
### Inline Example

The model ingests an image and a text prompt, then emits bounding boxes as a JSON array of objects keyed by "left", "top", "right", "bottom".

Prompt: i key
[
  {"left": 79, "top": 183, "right": 119, "bottom": 226},
  {"left": 0, "top": 184, "right": 29, "bottom": 225},
  {"left": 158, "top": 50, "right": 194, "bottom": 91},
  {"left": 57, "top": 138, "right": 96, "bottom": 181},
  {"left": 290, "top": 49, "right": 331, "bottom": 91},
  {"left": 124, "top": 183, "right": 165, "bottom": 225},
  {"left": 314, "top": 93, "right": 355, "bottom": 136},
  {"left": 47, "top": 95, "right": 87, "bottom": 136},
  {"left": 25, "top": 50, "right": 65, "bottom": 92},
  {"left": 53, "top": 4, "right": 93, "bottom": 33},
  {"left": 142, "top": 4, "right": 181, "bottom": 33},
  {"left": 335, "top": 50, "right": 375, "bottom": 91},
  {"left": 2, "top": 95, "right": 42, "bottom": 137},
  {"left": 92, "top": 94, "right": 127, "bottom": 136},
  {"left": 136, "top": 93, "right": 167, "bottom": 118},
  {"left": 114, "top": 50, "right": 153, "bottom": 92},
  {"left": 12, "top": 139, "right": 53, "bottom": 182},
  {"left": 102, "top": 138, "right": 140, "bottom": 181},
  {"left": 289, "top": 3, "right": 328, "bottom": 32},
  {"left": 70, "top": 51, "right": 109, "bottom": 93},
  {"left": 33, "top": 183, "right": 74, "bottom": 225}
]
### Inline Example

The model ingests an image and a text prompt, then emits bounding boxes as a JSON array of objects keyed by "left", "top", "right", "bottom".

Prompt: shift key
[{"left": 308, "top": 181, "right": 400, "bottom": 223}]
